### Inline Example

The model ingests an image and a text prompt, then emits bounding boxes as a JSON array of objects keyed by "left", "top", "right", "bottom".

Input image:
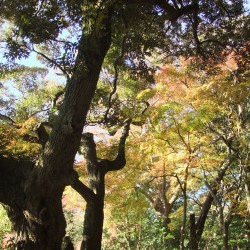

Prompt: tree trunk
[
  {"left": 244, "top": 165, "right": 250, "bottom": 215},
  {"left": 195, "top": 162, "right": 229, "bottom": 244},
  {"left": 189, "top": 213, "right": 198, "bottom": 250},
  {"left": 0, "top": 2, "right": 200, "bottom": 248},
  {"left": 0, "top": 5, "right": 114, "bottom": 249},
  {"left": 179, "top": 165, "right": 188, "bottom": 250},
  {"left": 179, "top": 185, "right": 187, "bottom": 250},
  {"left": 222, "top": 222, "right": 230, "bottom": 250},
  {"left": 78, "top": 121, "right": 131, "bottom": 250},
  {"left": 81, "top": 198, "right": 104, "bottom": 250}
]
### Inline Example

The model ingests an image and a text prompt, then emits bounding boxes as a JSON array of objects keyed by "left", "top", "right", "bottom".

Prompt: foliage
[
  {"left": 0, "top": 0, "right": 249, "bottom": 249},
  {"left": 0, "top": 65, "right": 64, "bottom": 159},
  {"left": 103, "top": 207, "right": 177, "bottom": 250},
  {"left": 106, "top": 50, "right": 250, "bottom": 249},
  {"left": 0, "top": 205, "right": 12, "bottom": 243}
]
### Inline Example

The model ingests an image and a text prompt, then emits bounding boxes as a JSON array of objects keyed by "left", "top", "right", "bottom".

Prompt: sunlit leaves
[
  {"left": 115, "top": 51, "right": 250, "bottom": 248},
  {"left": 0, "top": 119, "right": 41, "bottom": 159},
  {"left": 0, "top": 205, "right": 12, "bottom": 247},
  {"left": 0, "top": 64, "right": 64, "bottom": 158}
]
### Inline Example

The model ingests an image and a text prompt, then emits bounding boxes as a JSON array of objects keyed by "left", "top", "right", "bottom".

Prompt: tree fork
[{"left": 74, "top": 119, "right": 131, "bottom": 250}]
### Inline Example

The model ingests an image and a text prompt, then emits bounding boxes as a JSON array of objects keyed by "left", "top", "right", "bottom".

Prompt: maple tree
[
  {"left": 118, "top": 50, "right": 250, "bottom": 249},
  {"left": 87, "top": 48, "right": 249, "bottom": 249}
]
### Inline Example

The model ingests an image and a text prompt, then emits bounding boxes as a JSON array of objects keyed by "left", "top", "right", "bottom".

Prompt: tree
[
  {"left": 125, "top": 47, "right": 250, "bottom": 249},
  {"left": 0, "top": 1, "right": 248, "bottom": 249},
  {"left": 76, "top": 119, "right": 131, "bottom": 249}
]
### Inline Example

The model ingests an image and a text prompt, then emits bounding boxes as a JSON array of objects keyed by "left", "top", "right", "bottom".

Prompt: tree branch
[
  {"left": 103, "top": 36, "right": 127, "bottom": 123},
  {"left": 80, "top": 133, "right": 98, "bottom": 166},
  {"left": 190, "top": 5, "right": 202, "bottom": 55},
  {"left": 106, "top": 118, "right": 131, "bottom": 172},
  {"left": 53, "top": 91, "right": 64, "bottom": 108},
  {"left": 31, "top": 48, "right": 69, "bottom": 78},
  {"left": 71, "top": 177, "right": 96, "bottom": 203},
  {"left": 195, "top": 160, "right": 230, "bottom": 243},
  {"left": 153, "top": 0, "right": 199, "bottom": 21},
  {"left": 33, "top": 122, "right": 50, "bottom": 149},
  {"left": 0, "top": 113, "right": 15, "bottom": 125}
]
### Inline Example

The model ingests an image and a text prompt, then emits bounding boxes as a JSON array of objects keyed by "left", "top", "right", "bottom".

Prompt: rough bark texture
[
  {"left": 0, "top": 4, "right": 114, "bottom": 249},
  {"left": 0, "top": 155, "right": 34, "bottom": 208},
  {"left": 0, "top": 1, "right": 200, "bottom": 249}
]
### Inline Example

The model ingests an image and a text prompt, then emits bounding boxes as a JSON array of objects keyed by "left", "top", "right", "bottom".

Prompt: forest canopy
[{"left": 0, "top": 1, "right": 249, "bottom": 249}]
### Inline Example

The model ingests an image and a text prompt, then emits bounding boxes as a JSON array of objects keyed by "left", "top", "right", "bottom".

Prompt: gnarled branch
[
  {"left": 71, "top": 176, "right": 96, "bottom": 203},
  {"left": 106, "top": 118, "right": 131, "bottom": 172}
]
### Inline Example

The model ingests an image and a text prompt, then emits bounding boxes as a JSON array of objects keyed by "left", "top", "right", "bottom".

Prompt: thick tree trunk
[
  {"left": 0, "top": 2, "right": 199, "bottom": 248},
  {"left": 222, "top": 222, "right": 230, "bottom": 250},
  {"left": 0, "top": 5, "right": 114, "bottom": 249},
  {"left": 0, "top": 155, "right": 34, "bottom": 208},
  {"left": 0, "top": 156, "right": 67, "bottom": 249},
  {"left": 179, "top": 165, "right": 188, "bottom": 250},
  {"left": 179, "top": 185, "right": 187, "bottom": 250}
]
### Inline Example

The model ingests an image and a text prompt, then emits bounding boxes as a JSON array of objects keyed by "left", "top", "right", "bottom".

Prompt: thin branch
[
  {"left": 0, "top": 113, "right": 15, "bottom": 125},
  {"left": 200, "top": 39, "right": 225, "bottom": 47},
  {"left": 103, "top": 36, "right": 127, "bottom": 123},
  {"left": 154, "top": 0, "right": 199, "bottom": 21},
  {"left": 142, "top": 174, "right": 179, "bottom": 186},
  {"left": 204, "top": 180, "right": 221, "bottom": 206},
  {"left": 177, "top": 125, "right": 192, "bottom": 153},
  {"left": 207, "top": 124, "right": 237, "bottom": 153},
  {"left": 135, "top": 186, "right": 155, "bottom": 205},
  {"left": 141, "top": 101, "right": 150, "bottom": 115},
  {"left": 174, "top": 173, "right": 184, "bottom": 193},
  {"left": 31, "top": 48, "right": 69, "bottom": 78},
  {"left": 157, "top": 137, "right": 179, "bottom": 153},
  {"left": 218, "top": 0, "right": 242, "bottom": 16},
  {"left": 27, "top": 108, "right": 51, "bottom": 120}
]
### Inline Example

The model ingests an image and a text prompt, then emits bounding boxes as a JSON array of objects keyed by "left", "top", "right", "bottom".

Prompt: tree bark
[
  {"left": 0, "top": 1, "right": 201, "bottom": 248},
  {"left": 178, "top": 166, "right": 188, "bottom": 250},
  {"left": 74, "top": 120, "right": 131, "bottom": 250},
  {"left": 189, "top": 213, "right": 198, "bottom": 250},
  {"left": 81, "top": 199, "right": 104, "bottom": 250},
  {"left": 0, "top": 4, "right": 114, "bottom": 249},
  {"left": 194, "top": 161, "right": 230, "bottom": 246},
  {"left": 244, "top": 165, "right": 250, "bottom": 216}
]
